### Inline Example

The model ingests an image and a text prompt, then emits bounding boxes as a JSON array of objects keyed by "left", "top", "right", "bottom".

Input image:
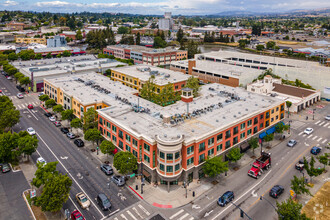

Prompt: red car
[
  {"left": 71, "top": 210, "right": 85, "bottom": 220},
  {"left": 27, "top": 104, "right": 34, "bottom": 109},
  {"left": 0, "top": 90, "right": 2, "bottom": 93}
]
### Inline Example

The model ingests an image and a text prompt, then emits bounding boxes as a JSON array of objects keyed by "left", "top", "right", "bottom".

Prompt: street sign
[
  {"left": 290, "top": 190, "right": 296, "bottom": 199},
  {"left": 30, "top": 189, "right": 36, "bottom": 198},
  {"left": 129, "top": 173, "right": 135, "bottom": 178}
]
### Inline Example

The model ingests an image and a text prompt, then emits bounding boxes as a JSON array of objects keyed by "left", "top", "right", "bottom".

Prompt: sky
[{"left": 1, "top": 0, "right": 330, "bottom": 15}]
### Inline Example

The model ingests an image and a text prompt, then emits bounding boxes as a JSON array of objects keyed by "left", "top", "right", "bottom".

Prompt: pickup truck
[
  {"left": 295, "top": 159, "right": 304, "bottom": 171},
  {"left": 248, "top": 152, "right": 271, "bottom": 179}
]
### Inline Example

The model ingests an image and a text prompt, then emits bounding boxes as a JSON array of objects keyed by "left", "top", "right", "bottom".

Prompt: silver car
[
  {"left": 111, "top": 175, "right": 125, "bottom": 186},
  {"left": 66, "top": 132, "right": 76, "bottom": 139},
  {"left": 287, "top": 139, "right": 297, "bottom": 147},
  {"left": 325, "top": 115, "right": 330, "bottom": 121}
]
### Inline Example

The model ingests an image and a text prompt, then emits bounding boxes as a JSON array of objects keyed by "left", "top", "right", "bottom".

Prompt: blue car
[
  {"left": 218, "top": 191, "right": 234, "bottom": 207},
  {"left": 311, "top": 146, "right": 321, "bottom": 155}
]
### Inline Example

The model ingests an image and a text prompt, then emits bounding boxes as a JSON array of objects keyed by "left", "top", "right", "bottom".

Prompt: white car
[
  {"left": 38, "top": 92, "right": 45, "bottom": 97},
  {"left": 49, "top": 116, "right": 56, "bottom": 122},
  {"left": 325, "top": 115, "right": 330, "bottom": 121},
  {"left": 304, "top": 128, "right": 314, "bottom": 135},
  {"left": 36, "top": 157, "right": 47, "bottom": 166},
  {"left": 27, "top": 127, "right": 36, "bottom": 135},
  {"left": 17, "top": 93, "right": 24, "bottom": 99}
]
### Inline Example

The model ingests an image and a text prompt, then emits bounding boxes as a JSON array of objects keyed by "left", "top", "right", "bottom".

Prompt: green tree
[
  {"left": 52, "top": 104, "right": 64, "bottom": 114},
  {"left": 7, "top": 66, "right": 18, "bottom": 76},
  {"left": 290, "top": 175, "right": 312, "bottom": 197},
  {"left": 84, "top": 128, "right": 102, "bottom": 147},
  {"left": 153, "top": 36, "right": 167, "bottom": 48},
  {"left": 45, "top": 99, "right": 56, "bottom": 108},
  {"left": 202, "top": 156, "right": 229, "bottom": 177},
  {"left": 113, "top": 151, "right": 137, "bottom": 175},
  {"left": 104, "top": 69, "right": 111, "bottom": 77},
  {"left": 248, "top": 137, "right": 259, "bottom": 155},
  {"left": 62, "top": 50, "right": 71, "bottom": 57},
  {"left": 157, "top": 83, "right": 175, "bottom": 105},
  {"left": 266, "top": 41, "right": 276, "bottom": 49},
  {"left": 8, "top": 52, "right": 18, "bottom": 61},
  {"left": 230, "top": 35, "right": 235, "bottom": 43},
  {"left": 118, "top": 26, "right": 129, "bottom": 34},
  {"left": 14, "top": 72, "right": 24, "bottom": 84},
  {"left": 19, "top": 77, "right": 31, "bottom": 90},
  {"left": 76, "top": 29, "right": 83, "bottom": 40},
  {"left": 238, "top": 39, "right": 246, "bottom": 48},
  {"left": 176, "top": 28, "right": 184, "bottom": 42},
  {"left": 140, "top": 77, "right": 156, "bottom": 101},
  {"left": 135, "top": 32, "right": 141, "bottom": 45},
  {"left": 83, "top": 108, "right": 98, "bottom": 131},
  {"left": 0, "top": 132, "right": 18, "bottom": 163},
  {"left": 276, "top": 198, "right": 311, "bottom": 220},
  {"left": 317, "top": 153, "right": 329, "bottom": 169},
  {"left": 304, "top": 156, "right": 324, "bottom": 183},
  {"left": 39, "top": 94, "right": 49, "bottom": 102},
  {"left": 18, "top": 49, "right": 35, "bottom": 60},
  {"left": 275, "top": 123, "right": 289, "bottom": 138},
  {"left": 100, "top": 140, "right": 116, "bottom": 158},
  {"left": 263, "top": 133, "right": 274, "bottom": 147},
  {"left": 286, "top": 101, "right": 292, "bottom": 118},
  {"left": 35, "top": 53, "right": 43, "bottom": 60},
  {"left": 0, "top": 96, "right": 20, "bottom": 133},
  {"left": 70, "top": 118, "right": 82, "bottom": 134},
  {"left": 32, "top": 161, "right": 59, "bottom": 188},
  {"left": 256, "top": 45, "right": 265, "bottom": 51},
  {"left": 17, "top": 133, "right": 38, "bottom": 160},
  {"left": 187, "top": 40, "right": 200, "bottom": 59},
  {"left": 45, "top": 52, "right": 52, "bottom": 59},
  {"left": 185, "top": 76, "right": 200, "bottom": 97},
  {"left": 226, "top": 147, "right": 243, "bottom": 164},
  {"left": 61, "top": 109, "right": 74, "bottom": 122}
]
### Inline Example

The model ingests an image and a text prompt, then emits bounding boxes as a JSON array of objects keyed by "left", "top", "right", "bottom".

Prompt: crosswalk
[
  {"left": 298, "top": 132, "right": 328, "bottom": 144},
  {"left": 169, "top": 209, "right": 194, "bottom": 220},
  {"left": 111, "top": 203, "right": 152, "bottom": 220},
  {"left": 15, "top": 101, "right": 39, "bottom": 110},
  {"left": 314, "top": 120, "right": 330, "bottom": 129}
]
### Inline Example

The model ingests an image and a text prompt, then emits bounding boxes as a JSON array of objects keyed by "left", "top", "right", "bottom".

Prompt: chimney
[{"left": 188, "top": 59, "right": 196, "bottom": 75}]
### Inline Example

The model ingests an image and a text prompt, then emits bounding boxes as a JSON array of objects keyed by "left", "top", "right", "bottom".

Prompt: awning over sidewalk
[
  {"left": 142, "top": 170, "right": 151, "bottom": 177},
  {"left": 259, "top": 121, "right": 284, "bottom": 139}
]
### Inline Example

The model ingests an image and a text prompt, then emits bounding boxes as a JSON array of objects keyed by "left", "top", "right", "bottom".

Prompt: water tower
[{"left": 181, "top": 87, "right": 193, "bottom": 114}]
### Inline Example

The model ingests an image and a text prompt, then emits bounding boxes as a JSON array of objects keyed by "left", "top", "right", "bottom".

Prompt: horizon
[{"left": 1, "top": 0, "right": 330, "bottom": 15}]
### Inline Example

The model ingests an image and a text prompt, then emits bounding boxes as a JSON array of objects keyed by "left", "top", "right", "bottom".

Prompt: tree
[
  {"left": 304, "top": 156, "right": 324, "bottom": 183},
  {"left": 35, "top": 53, "right": 43, "bottom": 60},
  {"left": 19, "top": 77, "right": 31, "bottom": 90},
  {"left": 135, "top": 32, "right": 140, "bottom": 45},
  {"left": 61, "top": 109, "right": 74, "bottom": 122},
  {"left": 17, "top": 133, "right": 38, "bottom": 160},
  {"left": 32, "top": 161, "right": 59, "bottom": 188},
  {"left": 8, "top": 52, "right": 18, "bottom": 61},
  {"left": 7, "top": 66, "right": 18, "bottom": 76},
  {"left": 18, "top": 49, "right": 35, "bottom": 60},
  {"left": 286, "top": 101, "right": 292, "bottom": 118},
  {"left": 14, "top": 72, "right": 24, "bottom": 84},
  {"left": 263, "top": 133, "right": 274, "bottom": 146},
  {"left": 45, "top": 99, "right": 56, "bottom": 108},
  {"left": 140, "top": 77, "right": 156, "bottom": 101},
  {"left": 226, "top": 148, "right": 243, "bottom": 164},
  {"left": 187, "top": 40, "right": 200, "bottom": 59},
  {"left": 202, "top": 156, "right": 229, "bottom": 177},
  {"left": 83, "top": 108, "right": 98, "bottom": 131},
  {"left": 70, "top": 118, "right": 82, "bottom": 134},
  {"left": 0, "top": 132, "right": 18, "bottom": 163},
  {"left": 266, "top": 41, "right": 276, "bottom": 49},
  {"left": 76, "top": 29, "right": 83, "bottom": 40},
  {"left": 276, "top": 198, "right": 311, "bottom": 220},
  {"left": 153, "top": 36, "right": 167, "bottom": 48},
  {"left": 84, "top": 128, "right": 102, "bottom": 147},
  {"left": 62, "top": 50, "right": 71, "bottom": 57},
  {"left": 100, "top": 140, "right": 116, "bottom": 158},
  {"left": 317, "top": 153, "right": 329, "bottom": 169},
  {"left": 113, "top": 151, "right": 137, "bottom": 175},
  {"left": 118, "top": 26, "right": 129, "bottom": 34},
  {"left": 230, "top": 35, "right": 235, "bottom": 43},
  {"left": 52, "top": 104, "right": 64, "bottom": 114},
  {"left": 45, "top": 52, "right": 52, "bottom": 59},
  {"left": 248, "top": 137, "right": 259, "bottom": 155},
  {"left": 275, "top": 123, "right": 289, "bottom": 138},
  {"left": 256, "top": 45, "right": 265, "bottom": 51},
  {"left": 177, "top": 28, "right": 184, "bottom": 42},
  {"left": 238, "top": 39, "right": 246, "bottom": 48},
  {"left": 185, "top": 76, "right": 200, "bottom": 97},
  {"left": 0, "top": 96, "right": 20, "bottom": 133},
  {"left": 290, "top": 175, "right": 312, "bottom": 197},
  {"left": 39, "top": 94, "right": 49, "bottom": 102}
]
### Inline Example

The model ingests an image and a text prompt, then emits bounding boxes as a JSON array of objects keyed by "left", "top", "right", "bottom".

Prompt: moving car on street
[
  {"left": 269, "top": 185, "right": 284, "bottom": 198},
  {"left": 287, "top": 139, "right": 297, "bottom": 147},
  {"left": 75, "top": 192, "right": 90, "bottom": 209},
  {"left": 27, "top": 104, "right": 33, "bottom": 109},
  {"left": 217, "top": 191, "right": 234, "bottom": 206},
  {"left": 311, "top": 146, "right": 322, "bottom": 155},
  {"left": 325, "top": 115, "right": 330, "bottom": 120},
  {"left": 100, "top": 164, "right": 113, "bottom": 175},
  {"left": 295, "top": 159, "right": 304, "bottom": 171},
  {"left": 304, "top": 128, "right": 313, "bottom": 135},
  {"left": 17, "top": 93, "right": 24, "bottom": 99},
  {"left": 27, "top": 127, "right": 36, "bottom": 135}
]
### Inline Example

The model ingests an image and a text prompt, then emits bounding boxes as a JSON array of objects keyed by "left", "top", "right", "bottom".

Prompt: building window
[
  {"left": 118, "top": 130, "right": 123, "bottom": 139},
  {"left": 144, "top": 143, "right": 150, "bottom": 152},
  {"left": 132, "top": 149, "right": 137, "bottom": 157},
  {"left": 265, "top": 121, "right": 270, "bottom": 127},
  {"left": 280, "top": 113, "right": 284, "bottom": 119},
  {"left": 166, "top": 166, "right": 173, "bottom": 172},
  {"left": 126, "top": 145, "right": 131, "bottom": 152},
  {"left": 199, "top": 142, "right": 205, "bottom": 152},
  {"left": 271, "top": 118, "right": 274, "bottom": 122},
  {"left": 281, "top": 105, "right": 284, "bottom": 111},
  {"left": 254, "top": 117, "right": 258, "bottom": 125},
  {"left": 199, "top": 154, "right": 205, "bottom": 163},
  {"left": 99, "top": 118, "right": 103, "bottom": 124},
  {"left": 253, "top": 126, "right": 258, "bottom": 134},
  {"left": 266, "top": 112, "right": 270, "bottom": 119},
  {"left": 112, "top": 125, "right": 117, "bottom": 133},
  {"left": 160, "top": 164, "right": 164, "bottom": 171},
  {"left": 187, "top": 157, "right": 194, "bottom": 166},
  {"left": 208, "top": 137, "right": 214, "bottom": 146},
  {"left": 107, "top": 122, "right": 111, "bottom": 128},
  {"left": 144, "top": 155, "right": 150, "bottom": 163},
  {"left": 167, "top": 153, "right": 173, "bottom": 160},
  {"left": 233, "top": 137, "right": 238, "bottom": 145},
  {"left": 260, "top": 114, "right": 264, "bottom": 119},
  {"left": 276, "top": 107, "right": 279, "bottom": 112},
  {"left": 175, "top": 164, "right": 180, "bottom": 171},
  {"left": 119, "top": 140, "right": 123, "bottom": 149},
  {"left": 233, "top": 126, "right": 239, "bottom": 135},
  {"left": 217, "top": 144, "right": 223, "bottom": 152},
  {"left": 107, "top": 131, "right": 111, "bottom": 138},
  {"left": 126, "top": 134, "right": 131, "bottom": 143},
  {"left": 217, "top": 133, "right": 223, "bottom": 142},
  {"left": 240, "top": 123, "right": 246, "bottom": 130},
  {"left": 160, "top": 151, "right": 165, "bottom": 159},
  {"left": 187, "top": 146, "right": 194, "bottom": 155},
  {"left": 247, "top": 120, "right": 252, "bottom": 127},
  {"left": 133, "top": 139, "right": 138, "bottom": 146},
  {"left": 276, "top": 115, "right": 279, "bottom": 120},
  {"left": 225, "top": 130, "right": 231, "bottom": 139},
  {"left": 247, "top": 129, "right": 252, "bottom": 136},
  {"left": 240, "top": 132, "right": 245, "bottom": 139},
  {"left": 225, "top": 140, "right": 231, "bottom": 149},
  {"left": 208, "top": 148, "right": 214, "bottom": 156},
  {"left": 271, "top": 109, "right": 274, "bottom": 114},
  {"left": 260, "top": 123, "right": 264, "bottom": 128},
  {"left": 175, "top": 152, "right": 180, "bottom": 159},
  {"left": 112, "top": 136, "right": 117, "bottom": 143}
]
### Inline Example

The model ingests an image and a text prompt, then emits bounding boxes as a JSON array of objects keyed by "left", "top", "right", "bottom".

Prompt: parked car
[
  {"left": 7, "top": 76, "right": 12, "bottom": 80},
  {"left": 54, "top": 121, "right": 61, "bottom": 127},
  {"left": 17, "top": 93, "right": 24, "bottom": 99},
  {"left": 60, "top": 127, "right": 69, "bottom": 134},
  {"left": 97, "top": 193, "right": 111, "bottom": 211},
  {"left": 217, "top": 191, "right": 234, "bottom": 207},
  {"left": 27, "top": 127, "right": 36, "bottom": 135},
  {"left": 269, "top": 185, "right": 284, "bottom": 198},
  {"left": 71, "top": 210, "right": 85, "bottom": 220},
  {"left": 111, "top": 175, "right": 125, "bottom": 186},
  {"left": 44, "top": 112, "right": 52, "bottom": 117},
  {"left": 304, "top": 128, "right": 313, "bottom": 135},
  {"left": 38, "top": 92, "right": 45, "bottom": 97},
  {"left": 67, "top": 132, "right": 76, "bottom": 139},
  {"left": 74, "top": 139, "right": 84, "bottom": 147},
  {"left": 295, "top": 159, "right": 304, "bottom": 171},
  {"left": 1, "top": 163, "right": 11, "bottom": 173},
  {"left": 0, "top": 89, "right": 2, "bottom": 93},
  {"left": 287, "top": 139, "right": 297, "bottom": 147},
  {"left": 16, "top": 85, "right": 25, "bottom": 92},
  {"left": 75, "top": 192, "right": 90, "bottom": 209},
  {"left": 49, "top": 116, "right": 56, "bottom": 122},
  {"left": 100, "top": 164, "right": 113, "bottom": 175},
  {"left": 27, "top": 104, "right": 34, "bottom": 109},
  {"left": 325, "top": 115, "right": 330, "bottom": 120},
  {"left": 36, "top": 157, "right": 47, "bottom": 166},
  {"left": 311, "top": 146, "right": 322, "bottom": 155}
]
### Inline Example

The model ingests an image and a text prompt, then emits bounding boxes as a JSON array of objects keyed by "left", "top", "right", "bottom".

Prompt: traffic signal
[{"left": 240, "top": 210, "right": 244, "bottom": 218}]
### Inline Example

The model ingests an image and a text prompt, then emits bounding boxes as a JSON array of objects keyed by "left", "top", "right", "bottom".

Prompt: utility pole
[
  {"left": 230, "top": 201, "right": 252, "bottom": 220},
  {"left": 260, "top": 196, "right": 284, "bottom": 219},
  {"left": 288, "top": 120, "right": 292, "bottom": 134}
]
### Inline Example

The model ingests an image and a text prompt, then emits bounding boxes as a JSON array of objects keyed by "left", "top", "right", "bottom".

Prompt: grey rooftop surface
[
  {"left": 46, "top": 72, "right": 283, "bottom": 144},
  {"left": 106, "top": 44, "right": 184, "bottom": 54},
  {"left": 111, "top": 65, "right": 191, "bottom": 85}
]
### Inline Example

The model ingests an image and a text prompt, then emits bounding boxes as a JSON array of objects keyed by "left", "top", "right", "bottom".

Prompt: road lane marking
[
  {"left": 211, "top": 170, "right": 273, "bottom": 220},
  {"left": 68, "top": 196, "right": 84, "bottom": 218},
  {"left": 178, "top": 213, "right": 189, "bottom": 220},
  {"left": 170, "top": 209, "right": 184, "bottom": 219},
  {"left": 315, "top": 120, "right": 321, "bottom": 125},
  {"left": 322, "top": 139, "right": 328, "bottom": 144},
  {"left": 127, "top": 210, "right": 137, "bottom": 220},
  {"left": 138, "top": 204, "right": 150, "bottom": 216},
  {"left": 319, "top": 121, "right": 325, "bottom": 126},
  {"left": 27, "top": 109, "right": 39, "bottom": 120},
  {"left": 312, "top": 136, "right": 318, "bottom": 140},
  {"left": 36, "top": 133, "right": 105, "bottom": 218},
  {"left": 317, "top": 137, "right": 323, "bottom": 142}
]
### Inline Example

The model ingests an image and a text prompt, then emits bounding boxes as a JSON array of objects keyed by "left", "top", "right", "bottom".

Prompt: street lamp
[
  {"left": 260, "top": 196, "right": 284, "bottom": 219},
  {"left": 230, "top": 201, "right": 252, "bottom": 220},
  {"left": 183, "top": 181, "right": 188, "bottom": 198},
  {"left": 288, "top": 120, "right": 292, "bottom": 134}
]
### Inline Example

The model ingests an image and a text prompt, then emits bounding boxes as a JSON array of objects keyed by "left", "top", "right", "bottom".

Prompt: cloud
[{"left": 3, "top": 0, "right": 18, "bottom": 6}]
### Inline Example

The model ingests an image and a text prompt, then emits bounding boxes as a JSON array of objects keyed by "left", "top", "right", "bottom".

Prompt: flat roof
[
  {"left": 111, "top": 65, "right": 191, "bottom": 85},
  {"left": 45, "top": 72, "right": 283, "bottom": 143},
  {"left": 107, "top": 45, "right": 185, "bottom": 54}
]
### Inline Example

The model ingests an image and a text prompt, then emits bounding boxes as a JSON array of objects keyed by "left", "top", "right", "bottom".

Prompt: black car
[
  {"left": 61, "top": 128, "right": 69, "bottom": 134},
  {"left": 100, "top": 164, "right": 113, "bottom": 175},
  {"left": 97, "top": 193, "right": 111, "bottom": 211},
  {"left": 1, "top": 163, "right": 11, "bottom": 173},
  {"left": 217, "top": 191, "right": 234, "bottom": 206},
  {"left": 269, "top": 185, "right": 284, "bottom": 198},
  {"left": 16, "top": 85, "right": 25, "bottom": 92},
  {"left": 44, "top": 112, "right": 52, "bottom": 117},
  {"left": 295, "top": 159, "right": 304, "bottom": 171},
  {"left": 74, "top": 139, "right": 84, "bottom": 147}
]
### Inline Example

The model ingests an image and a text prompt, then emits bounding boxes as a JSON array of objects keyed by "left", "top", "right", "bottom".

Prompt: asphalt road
[{"left": 1, "top": 75, "right": 139, "bottom": 220}]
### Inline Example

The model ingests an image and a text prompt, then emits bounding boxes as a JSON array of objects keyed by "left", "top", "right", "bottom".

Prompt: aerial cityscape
[{"left": 0, "top": 1, "right": 329, "bottom": 220}]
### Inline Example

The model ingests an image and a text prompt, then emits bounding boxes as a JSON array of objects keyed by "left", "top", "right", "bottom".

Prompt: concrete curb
[{"left": 22, "top": 189, "right": 37, "bottom": 220}]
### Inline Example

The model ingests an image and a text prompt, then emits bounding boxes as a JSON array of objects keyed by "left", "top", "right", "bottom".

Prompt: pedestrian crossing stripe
[
  {"left": 307, "top": 135, "right": 313, "bottom": 139},
  {"left": 319, "top": 121, "right": 325, "bottom": 126},
  {"left": 317, "top": 137, "right": 322, "bottom": 142},
  {"left": 132, "top": 207, "right": 143, "bottom": 219},
  {"left": 315, "top": 120, "right": 321, "bottom": 125},
  {"left": 137, "top": 204, "right": 150, "bottom": 216},
  {"left": 324, "top": 123, "right": 330, "bottom": 127},
  {"left": 312, "top": 136, "right": 318, "bottom": 140},
  {"left": 120, "top": 214, "right": 128, "bottom": 220},
  {"left": 322, "top": 139, "right": 328, "bottom": 144},
  {"left": 127, "top": 210, "right": 137, "bottom": 220},
  {"left": 298, "top": 131, "right": 304, "bottom": 136},
  {"left": 178, "top": 213, "right": 190, "bottom": 220},
  {"left": 170, "top": 209, "right": 184, "bottom": 219}
]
